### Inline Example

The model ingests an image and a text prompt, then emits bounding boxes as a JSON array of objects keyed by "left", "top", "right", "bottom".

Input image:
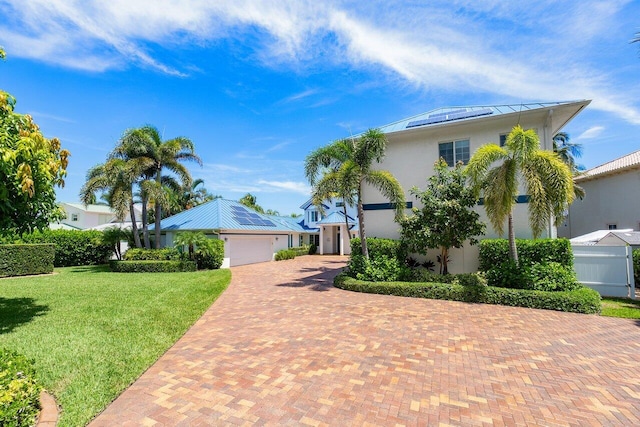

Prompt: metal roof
[
  {"left": 62, "top": 203, "right": 115, "bottom": 214},
  {"left": 317, "top": 211, "right": 358, "bottom": 229},
  {"left": 160, "top": 198, "right": 309, "bottom": 233},
  {"left": 371, "top": 101, "right": 590, "bottom": 135},
  {"left": 575, "top": 150, "right": 640, "bottom": 182}
]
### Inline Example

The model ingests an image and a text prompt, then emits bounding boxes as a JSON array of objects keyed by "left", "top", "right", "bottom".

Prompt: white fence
[{"left": 572, "top": 245, "right": 636, "bottom": 298}]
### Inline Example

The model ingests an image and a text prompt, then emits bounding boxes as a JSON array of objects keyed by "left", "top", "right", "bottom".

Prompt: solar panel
[{"left": 406, "top": 108, "right": 494, "bottom": 129}]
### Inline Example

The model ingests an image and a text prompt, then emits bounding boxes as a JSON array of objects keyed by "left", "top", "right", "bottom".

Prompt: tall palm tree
[
  {"left": 553, "top": 132, "right": 585, "bottom": 199},
  {"left": 113, "top": 126, "right": 202, "bottom": 249},
  {"left": 80, "top": 158, "right": 143, "bottom": 248},
  {"left": 305, "top": 128, "right": 405, "bottom": 259},
  {"left": 239, "top": 193, "right": 264, "bottom": 213},
  {"left": 181, "top": 178, "right": 216, "bottom": 210},
  {"left": 466, "top": 125, "right": 575, "bottom": 265}
]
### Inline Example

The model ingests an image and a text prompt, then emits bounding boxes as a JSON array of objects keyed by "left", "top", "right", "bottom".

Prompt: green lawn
[
  {"left": 601, "top": 296, "right": 640, "bottom": 319},
  {"left": 0, "top": 265, "right": 231, "bottom": 427}
]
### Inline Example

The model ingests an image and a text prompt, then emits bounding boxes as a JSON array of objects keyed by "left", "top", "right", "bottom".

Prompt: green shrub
[
  {"left": 0, "top": 244, "right": 54, "bottom": 277},
  {"left": 309, "top": 244, "right": 317, "bottom": 255},
  {"left": 634, "top": 248, "right": 640, "bottom": 286},
  {"left": 529, "top": 262, "right": 580, "bottom": 292},
  {"left": 334, "top": 274, "right": 601, "bottom": 314},
  {"left": 291, "top": 245, "right": 310, "bottom": 256},
  {"left": 193, "top": 239, "right": 224, "bottom": 270},
  {"left": 348, "top": 238, "right": 409, "bottom": 281},
  {"left": 350, "top": 237, "right": 407, "bottom": 260},
  {"left": 123, "top": 248, "right": 180, "bottom": 261},
  {"left": 109, "top": 260, "right": 196, "bottom": 273},
  {"left": 479, "top": 238, "right": 573, "bottom": 271},
  {"left": 19, "top": 229, "right": 112, "bottom": 267},
  {"left": 485, "top": 261, "right": 532, "bottom": 289},
  {"left": 0, "top": 348, "right": 41, "bottom": 427},
  {"left": 275, "top": 249, "right": 296, "bottom": 261}
]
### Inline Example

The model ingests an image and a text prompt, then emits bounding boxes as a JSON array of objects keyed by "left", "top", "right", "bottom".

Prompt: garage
[{"left": 227, "top": 235, "right": 273, "bottom": 267}]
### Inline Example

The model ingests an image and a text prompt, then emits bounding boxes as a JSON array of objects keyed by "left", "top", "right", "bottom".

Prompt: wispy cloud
[
  {"left": 576, "top": 126, "right": 605, "bottom": 140},
  {"left": 257, "top": 180, "right": 311, "bottom": 195},
  {"left": 1, "top": 0, "right": 639, "bottom": 123},
  {"left": 28, "top": 111, "right": 75, "bottom": 123}
]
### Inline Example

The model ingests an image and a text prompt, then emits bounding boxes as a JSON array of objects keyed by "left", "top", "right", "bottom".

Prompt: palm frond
[{"left": 364, "top": 170, "right": 406, "bottom": 220}]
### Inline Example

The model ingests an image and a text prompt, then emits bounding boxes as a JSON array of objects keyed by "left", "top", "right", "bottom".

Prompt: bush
[
  {"left": 291, "top": 245, "right": 310, "bottom": 256},
  {"left": 350, "top": 237, "right": 407, "bottom": 260},
  {"left": 193, "top": 239, "right": 224, "bottom": 270},
  {"left": 19, "top": 229, "right": 112, "bottom": 267},
  {"left": 0, "top": 244, "right": 54, "bottom": 277},
  {"left": 485, "top": 261, "right": 532, "bottom": 289},
  {"left": 123, "top": 248, "right": 180, "bottom": 261},
  {"left": 348, "top": 238, "right": 409, "bottom": 281},
  {"left": 309, "top": 244, "right": 317, "bottom": 255},
  {"left": 0, "top": 348, "right": 41, "bottom": 427},
  {"left": 109, "top": 260, "right": 196, "bottom": 273},
  {"left": 275, "top": 249, "right": 296, "bottom": 261},
  {"left": 334, "top": 274, "right": 601, "bottom": 314},
  {"left": 486, "top": 261, "right": 580, "bottom": 292},
  {"left": 479, "top": 238, "right": 573, "bottom": 271}
]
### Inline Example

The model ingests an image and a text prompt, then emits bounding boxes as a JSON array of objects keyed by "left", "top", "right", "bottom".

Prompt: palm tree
[
  {"left": 553, "top": 132, "right": 585, "bottom": 199},
  {"left": 181, "top": 178, "right": 216, "bottom": 210},
  {"left": 466, "top": 125, "right": 575, "bottom": 265},
  {"left": 239, "top": 193, "right": 264, "bottom": 213},
  {"left": 305, "top": 128, "right": 405, "bottom": 259},
  {"left": 80, "top": 158, "right": 143, "bottom": 248},
  {"left": 113, "top": 126, "right": 202, "bottom": 249}
]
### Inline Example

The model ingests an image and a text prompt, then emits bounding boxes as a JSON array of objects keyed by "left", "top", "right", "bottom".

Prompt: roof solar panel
[{"left": 406, "top": 108, "right": 494, "bottom": 129}]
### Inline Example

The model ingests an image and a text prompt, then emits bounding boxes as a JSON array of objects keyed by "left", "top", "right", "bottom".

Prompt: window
[
  {"left": 499, "top": 134, "right": 507, "bottom": 147},
  {"left": 71, "top": 214, "right": 78, "bottom": 221},
  {"left": 607, "top": 224, "right": 617, "bottom": 230},
  {"left": 336, "top": 202, "right": 344, "bottom": 207},
  {"left": 439, "top": 139, "right": 470, "bottom": 166},
  {"left": 310, "top": 211, "right": 320, "bottom": 222}
]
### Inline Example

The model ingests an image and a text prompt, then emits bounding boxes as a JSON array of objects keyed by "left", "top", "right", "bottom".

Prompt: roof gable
[{"left": 575, "top": 149, "right": 640, "bottom": 182}]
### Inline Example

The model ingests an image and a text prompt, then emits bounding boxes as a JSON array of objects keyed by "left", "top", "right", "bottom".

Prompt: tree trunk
[
  {"left": 155, "top": 170, "right": 162, "bottom": 249},
  {"left": 440, "top": 246, "right": 449, "bottom": 275},
  {"left": 142, "top": 195, "right": 150, "bottom": 249},
  {"left": 342, "top": 204, "right": 351, "bottom": 243},
  {"left": 129, "top": 202, "right": 142, "bottom": 248},
  {"left": 357, "top": 185, "right": 369, "bottom": 259},
  {"left": 508, "top": 212, "right": 519, "bottom": 266}
]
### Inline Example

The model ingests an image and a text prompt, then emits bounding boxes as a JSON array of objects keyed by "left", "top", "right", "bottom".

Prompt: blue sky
[{"left": 1, "top": 0, "right": 639, "bottom": 216}]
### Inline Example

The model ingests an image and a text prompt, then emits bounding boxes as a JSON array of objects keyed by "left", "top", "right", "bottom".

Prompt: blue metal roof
[
  {"left": 317, "top": 211, "right": 358, "bottom": 230},
  {"left": 160, "top": 199, "right": 308, "bottom": 233},
  {"left": 372, "top": 101, "right": 588, "bottom": 135}
]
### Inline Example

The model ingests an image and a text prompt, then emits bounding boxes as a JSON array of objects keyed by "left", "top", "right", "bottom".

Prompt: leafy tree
[
  {"left": 400, "top": 159, "right": 485, "bottom": 274},
  {"left": 466, "top": 125, "right": 575, "bottom": 265},
  {"left": 112, "top": 125, "right": 202, "bottom": 249},
  {"left": 0, "top": 91, "right": 70, "bottom": 234},
  {"left": 305, "top": 129, "right": 405, "bottom": 259},
  {"left": 101, "top": 226, "right": 131, "bottom": 260},
  {"left": 239, "top": 193, "right": 264, "bottom": 213},
  {"left": 265, "top": 209, "right": 280, "bottom": 216},
  {"left": 290, "top": 213, "right": 301, "bottom": 218}
]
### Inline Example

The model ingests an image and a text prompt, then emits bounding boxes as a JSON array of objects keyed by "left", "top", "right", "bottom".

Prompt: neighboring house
[
  {"left": 299, "top": 198, "right": 359, "bottom": 256},
  {"left": 53, "top": 202, "right": 142, "bottom": 230},
  {"left": 159, "top": 197, "right": 358, "bottom": 267},
  {"left": 359, "top": 100, "right": 590, "bottom": 273},
  {"left": 558, "top": 150, "right": 640, "bottom": 238}
]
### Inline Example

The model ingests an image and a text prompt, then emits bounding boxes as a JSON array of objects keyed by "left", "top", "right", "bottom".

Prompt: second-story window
[
  {"left": 336, "top": 202, "right": 344, "bottom": 207},
  {"left": 439, "top": 139, "right": 470, "bottom": 166}
]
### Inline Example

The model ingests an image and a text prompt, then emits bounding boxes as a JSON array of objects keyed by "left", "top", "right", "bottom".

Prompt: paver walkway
[{"left": 91, "top": 255, "right": 640, "bottom": 426}]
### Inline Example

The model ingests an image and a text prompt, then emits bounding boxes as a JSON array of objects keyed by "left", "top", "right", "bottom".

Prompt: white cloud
[
  {"left": 257, "top": 180, "right": 311, "bottom": 195},
  {"left": 576, "top": 126, "right": 605, "bottom": 140},
  {"left": 28, "top": 111, "right": 75, "bottom": 123},
  {"left": 2, "top": 0, "right": 639, "bottom": 123}
]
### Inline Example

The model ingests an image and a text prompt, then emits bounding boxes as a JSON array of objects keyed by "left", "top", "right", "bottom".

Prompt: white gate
[{"left": 572, "top": 245, "right": 636, "bottom": 298}]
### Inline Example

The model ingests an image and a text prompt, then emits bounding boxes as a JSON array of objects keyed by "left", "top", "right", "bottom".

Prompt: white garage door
[{"left": 228, "top": 236, "right": 273, "bottom": 267}]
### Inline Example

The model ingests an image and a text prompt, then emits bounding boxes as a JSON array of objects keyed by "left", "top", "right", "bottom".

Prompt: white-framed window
[
  {"left": 607, "top": 223, "right": 617, "bottom": 230},
  {"left": 439, "top": 139, "right": 470, "bottom": 166},
  {"left": 336, "top": 201, "right": 344, "bottom": 207},
  {"left": 310, "top": 211, "right": 321, "bottom": 222},
  {"left": 71, "top": 214, "right": 78, "bottom": 221}
]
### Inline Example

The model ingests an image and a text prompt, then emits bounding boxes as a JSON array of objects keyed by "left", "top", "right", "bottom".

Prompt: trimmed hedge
[
  {"left": 123, "top": 248, "right": 180, "bottom": 261},
  {"left": 109, "top": 260, "right": 197, "bottom": 273},
  {"left": 275, "top": 249, "right": 296, "bottom": 261},
  {"left": 20, "top": 230, "right": 112, "bottom": 267},
  {"left": 0, "top": 244, "right": 54, "bottom": 277},
  {"left": 634, "top": 248, "right": 639, "bottom": 286},
  {"left": 479, "top": 238, "right": 573, "bottom": 271},
  {"left": 0, "top": 348, "right": 41, "bottom": 427},
  {"left": 350, "top": 237, "right": 407, "bottom": 260},
  {"left": 334, "top": 274, "right": 601, "bottom": 314}
]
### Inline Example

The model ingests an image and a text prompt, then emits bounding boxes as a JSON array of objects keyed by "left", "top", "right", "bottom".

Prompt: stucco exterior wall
[{"left": 559, "top": 169, "right": 640, "bottom": 238}]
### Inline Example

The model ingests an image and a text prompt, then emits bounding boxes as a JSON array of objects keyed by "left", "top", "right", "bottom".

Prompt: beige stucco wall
[
  {"left": 559, "top": 169, "right": 640, "bottom": 238},
  {"left": 362, "top": 111, "right": 558, "bottom": 273}
]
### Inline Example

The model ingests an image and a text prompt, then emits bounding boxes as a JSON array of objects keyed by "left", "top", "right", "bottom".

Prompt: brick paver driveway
[{"left": 92, "top": 255, "right": 640, "bottom": 426}]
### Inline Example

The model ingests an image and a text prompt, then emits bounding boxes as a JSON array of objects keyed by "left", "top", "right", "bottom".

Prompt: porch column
[
  {"left": 339, "top": 224, "right": 345, "bottom": 256},
  {"left": 319, "top": 226, "right": 324, "bottom": 255}
]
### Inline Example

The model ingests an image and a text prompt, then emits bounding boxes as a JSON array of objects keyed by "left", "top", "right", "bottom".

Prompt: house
[
  {"left": 558, "top": 150, "right": 640, "bottom": 238},
  {"left": 299, "top": 198, "right": 359, "bottom": 255},
  {"left": 570, "top": 229, "right": 640, "bottom": 250},
  {"left": 159, "top": 197, "right": 358, "bottom": 267},
  {"left": 360, "top": 100, "right": 591, "bottom": 273},
  {"left": 52, "top": 202, "right": 143, "bottom": 230}
]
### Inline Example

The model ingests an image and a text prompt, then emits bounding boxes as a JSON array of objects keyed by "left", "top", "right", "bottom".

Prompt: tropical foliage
[
  {"left": 238, "top": 193, "right": 264, "bottom": 213},
  {"left": 466, "top": 125, "right": 575, "bottom": 264},
  {"left": 305, "top": 129, "right": 405, "bottom": 258},
  {"left": 0, "top": 90, "right": 69, "bottom": 234},
  {"left": 400, "top": 159, "right": 485, "bottom": 274}
]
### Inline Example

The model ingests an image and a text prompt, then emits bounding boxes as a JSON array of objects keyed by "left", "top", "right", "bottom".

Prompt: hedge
[
  {"left": 109, "top": 260, "right": 197, "bottom": 273},
  {"left": 19, "top": 229, "right": 112, "bottom": 267},
  {"left": 0, "top": 244, "right": 54, "bottom": 277},
  {"left": 350, "top": 237, "right": 407, "bottom": 260},
  {"left": 275, "top": 249, "right": 296, "bottom": 261},
  {"left": 479, "top": 238, "right": 573, "bottom": 271},
  {"left": 0, "top": 348, "right": 41, "bottom": 427},
  {"left": 123, "top": 248, "right": 180, "bottom": 261},
  {"left": 334, "top": 274, "right": 601, "bottom": 314},
  {"left": 634, "top": 248, "right": 639, "bottom": 286}
]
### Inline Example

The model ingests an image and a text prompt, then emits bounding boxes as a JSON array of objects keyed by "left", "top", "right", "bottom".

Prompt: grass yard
[
  {"left": 0, "top": 265, "right": 231, "bottom": 427},
  {"left": 601, "top": 296, "right": 640, "bottom": 319}
]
